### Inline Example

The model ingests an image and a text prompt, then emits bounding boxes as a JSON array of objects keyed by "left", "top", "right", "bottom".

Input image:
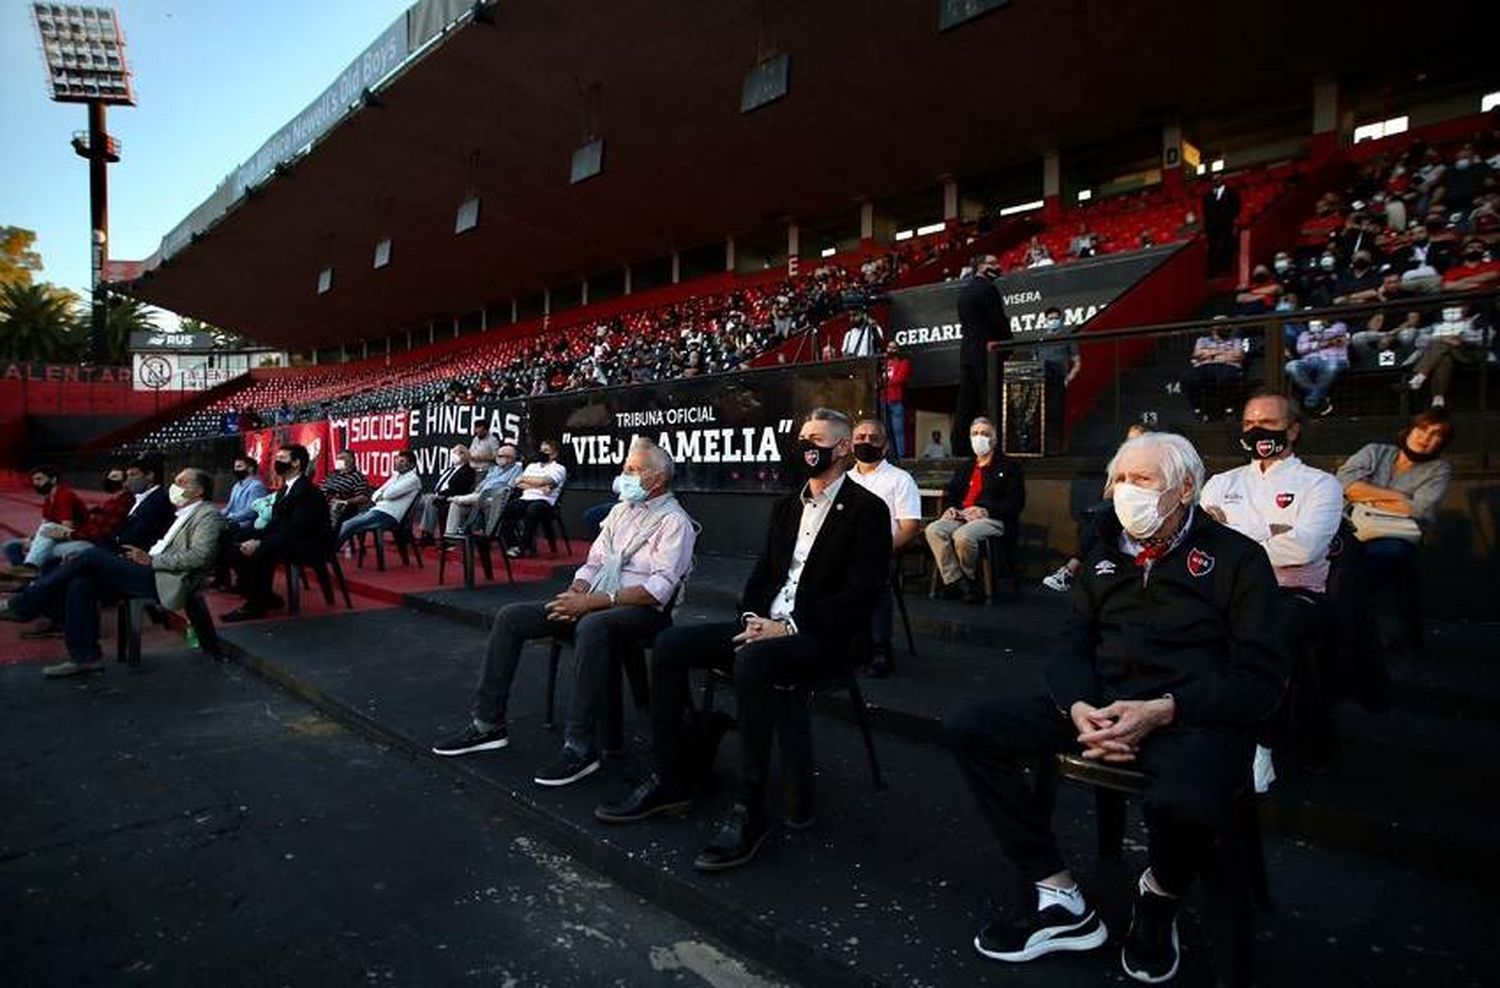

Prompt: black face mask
[
  {"left": 33, "top": 481, "right": 54, "bottom": 495},
  {"left": 101, "top": 477, "right": 124, "bottom": 494},
  {"left": 537, "top": 450, "right": 552, "bottom": 463},
  {"left": 1465, "top": 250, "right": 1485, "bottom": 262},
  {"left": 273, "top": 460, "right": 293, "bottom": 476},
  {"left": 1400, "top": 439, "right": 1441, "bottom": 463},
  {"left": 795, "top": 439, "right": 840, "bottom": 477},
  {"left": 852, "top": 442, "right": 884, "bottom": 464},
  {"left": 232, "top": 467, "right": 249, "bottom": 480},
  {"left": 1240, "top": 427, "right": 1289, "bottom": 461}
]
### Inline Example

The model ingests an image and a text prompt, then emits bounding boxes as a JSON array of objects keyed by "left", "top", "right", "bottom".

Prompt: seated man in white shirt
[
  {"left": 335, "top": 450, "right": 423, "bottom": 549},
  {"left": 432, "top": 439, "right": 696, "bottom": 790},
  {"left": 848, "top": 418, "right": 923, "bottom": 677},
  {"left": 502, "top": 439, "right": 568, "bottom": 556},
  {"left": 1200, "top": 391, "right": 1344, "bottom": 788}
]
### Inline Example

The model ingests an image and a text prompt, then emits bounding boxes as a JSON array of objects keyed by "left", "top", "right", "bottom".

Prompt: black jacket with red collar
[
  {"left": 739, "top": 474, "right": 891, "bottom": 651},
  {"left": 1047, "top": 507, "right": 1288, "bottom": 727}
]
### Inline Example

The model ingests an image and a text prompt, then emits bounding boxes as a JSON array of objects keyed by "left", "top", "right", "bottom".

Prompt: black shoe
[
  {"left": 431, "top": 723, "right": 509, "bottom": 756},
  {"left": 594, "top": 774, "right": 691, "bottom": 824},
  {"left": 220, "top": 605, "right": 268, "bottom": 623},
  {"left": 974, "top": 901, "right": 1109, "bottom": 963},
  {"left": 962, "top": 577, "right": 987, "bottom": 604},
  {"left": 693, "top": 804, "right": 771, "bottom": 872},
  {"left": 533, "top": 746, "right": 601, "bottom": 787},
  {"left": 21, "top": 620, "right": 63, "bottom": 640},
  {"left": 858, "top": 649, "right": 892, "bottom": 678},
  {"left": 938, "top": 579, "right": 967, "bottom": 601},
  {"left": 1121, "top": 874, "right": 1181, "bottom": 983}
]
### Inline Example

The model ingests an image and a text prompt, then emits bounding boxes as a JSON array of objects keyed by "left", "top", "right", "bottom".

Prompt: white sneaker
[
  {"left": 1042, "top": 566, "right": 1073, "bottom": 593},
  {"left": 1252, "top": 744, "right": 1276, "bottom": 794}
]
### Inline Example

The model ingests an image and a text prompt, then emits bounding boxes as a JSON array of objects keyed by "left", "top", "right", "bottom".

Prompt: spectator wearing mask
[
  {"left": 416, "top": 445, "right": 477, "bottom": 543},
  {"left": 222, "top": 456, "right": 268, "bottom": 534},
  {"left": 947, "top": 431, "right": 1286, "bottom": 981},
  {"left": 1395, "top": 220, "right": 1453, "bottom": 276},
  {"left": 1440, "top": 144, "right": 1491, "bottom": 216},
  {"left": 1332, "top": 250, "right": 1381, "bottom": 303},
  {"left": 954, "top": 254, "right": 1012, "bottom": 456},
  {"left": 1234, "top": 264, "right": 1282, "bottom": 313},
  {"left": 1304, "top": 250, "right": 1341, "bottom": 307},
  {"left": 432, "top": 439, "right": 695, "bottom": 787},
  {"left": 593, "top": 410, "right": 889, "bottom": 872},
  {"left": 30, "top": 467, "right": 135, "bottom": 574},
  {"left": 1337, "top": 410, "right": 1453, "bottom": 653},
  {"left": 336, "top": 450, "right": 423, "bottom": 549},
  {"left": 446, "top": 443, "right": 523, "bottom": 537},
  {"left": 1272, "top": 251, "right": 1306, "bottom": 299},
  {"left": 1350, "top": 309, "right": 1423, "bottom": 368},
  {"left": 503, "top": 440, "right": 568, "bottom": 557},
  {"left": 468, "top": 418, "right": 502, "bottom": 482},
  {"left": 1042, "top": 423, "right": 1151, "bottom": 593},
  {"left": 323, "top": 450, "right": 373, "bottom": 525},
  {"left": 882, "top": 339, "right": 912, "bottom": 459},
  {"left": 848, "top": 418, "right": 922, "bottom": 677},
  {"left": 222, "top": 444, "right": 332, "bottom": 622},
  {"left": 1182, "top": 322, "right": 1244, "bottom": 422},
  {"left": 1285, "top": 318, "right": 1350, "bottom": 416},
  {"left": 925, "top": 417, "right": 1026, "bottom": 603},
  {"left": 3, "top": 464, "right": 88, "bottom": 575},
  {"left": 1, "top": 469, "right": 224, "bottom": 679},
  {"left": 1406, "top": 304, "right": 1490, "bottom": 409},
  {"left": 111, "top": 456, "right": 176, "bottom": 555},
  {"left": 1440, "top": 238, "right": 1500, "bottom": 293},
  {"left": 1200, "top": 392, "right": 1343, "bottom": 789},
  {"left": 1202, "top": 173, "right": 1241, "bottom": 275}
]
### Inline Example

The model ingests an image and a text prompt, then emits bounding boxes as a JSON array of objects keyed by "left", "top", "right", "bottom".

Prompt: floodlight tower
[{"left": 31, "top": 4, "right": 135, "bottom": 364}]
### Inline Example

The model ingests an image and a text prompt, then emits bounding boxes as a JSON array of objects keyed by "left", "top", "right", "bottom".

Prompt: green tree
[
  {"left": 0, "top": 226, "right": 44, "bottom": 289},
  {"left": 98, "top": 291, "right": 158, "bottom": 364},
  {"left": 0, "top": 281, "right": 82, "bottom": 361}
]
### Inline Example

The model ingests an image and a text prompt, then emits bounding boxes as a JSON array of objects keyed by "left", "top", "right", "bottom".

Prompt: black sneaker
[
  {"left": 1121, "top": 874, "right": 1181, "bottom": 983},
  {"left": 974, "top": 901, "right": 1109, "bottom": 963},
  {"left": 431, "top": 723, "right": 509, "bottom": 756},
  {"left": 533, "top": 747, "right": 600, "bottom": 787}
]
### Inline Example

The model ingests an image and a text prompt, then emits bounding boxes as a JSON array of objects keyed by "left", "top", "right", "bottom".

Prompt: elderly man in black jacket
[
  {"left": 954, "top": 254, "right": 1011, "bottom": 456},
  {"left": 925, "top": 416, "right": 1026, "bottom": 603},
  {"left": 222, "top": 443, "right": 332, "bottom": 621},
  {"left": 595, "top": 408, "right": 891, "bottom": 872},
  {"left": 946, "top": 431, "right": 1287, "bottom": 982}
]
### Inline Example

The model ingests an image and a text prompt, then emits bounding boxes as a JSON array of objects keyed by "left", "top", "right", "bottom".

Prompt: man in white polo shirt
[
  {"left": 848, "top": 417, "right": 922, "bottom": 677},
  {"left": 1200, "top": 390, "right": 1343, "bottom": 790},
  {"left": 503, "top": 439, "right": 568, "bottom": 556}
]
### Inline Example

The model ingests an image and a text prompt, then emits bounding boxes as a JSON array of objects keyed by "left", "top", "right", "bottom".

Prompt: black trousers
[
  {"left": 946, "top": 685, "right": 1250, "bottom": 900},
  {"left": 1207, "top": 227, "right": 1236, "bottom": 276},
  {"left": 472, "top": 601, "right": 668, "bottom": 751},
  {"left": 649, "top": 621, "right": 844, "bottom": 811},
  {"left": 502, "top": 499, "right": 554, "bottom": 554},
  {"left": 1183, "top": 363, "right": 1242, "bottom": 418}
]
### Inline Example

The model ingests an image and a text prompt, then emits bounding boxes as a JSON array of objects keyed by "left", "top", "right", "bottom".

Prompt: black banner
[
  {"left": 403, "top": 401, "right": 528, "bottom": 481},
  {"left": 886, "top": 244, "right": 1182, "bottom": 387},
  {"left": 527, "top": 361, "right": 879, "bottom": 493}
]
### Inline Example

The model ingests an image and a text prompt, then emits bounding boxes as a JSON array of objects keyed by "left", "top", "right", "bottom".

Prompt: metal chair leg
[{"left": 843, "top": 673, "right": 886, "bottom": 790}]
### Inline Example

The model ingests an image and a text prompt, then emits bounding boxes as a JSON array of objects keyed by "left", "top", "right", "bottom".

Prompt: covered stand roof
[{"left": 128, "top": 0, "right": 1476, "bottom": 348}]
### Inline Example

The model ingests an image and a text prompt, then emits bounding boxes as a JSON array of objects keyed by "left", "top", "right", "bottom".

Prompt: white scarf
[{"left": 588, "top": 493, "right": 683, "bottom": 596}]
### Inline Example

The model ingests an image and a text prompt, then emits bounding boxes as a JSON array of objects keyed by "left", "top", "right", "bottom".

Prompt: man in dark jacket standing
[
  {"left": 1203, "top": 174, "right": 1241, "bottom": 276},
  {"left": 946, "top": 431, "right": 1286, "bottom": 982},
  {"left": 924, "top": 417, "right": 1025, "bottom": 603},
  {"left": 595, "top": 408, "right": 891, "bottom": 872},
  {"left": 954, "top": 254, "right": 1011, "bottom": 456}
]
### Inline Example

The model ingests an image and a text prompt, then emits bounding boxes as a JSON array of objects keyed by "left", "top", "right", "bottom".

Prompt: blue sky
[{"left": 0, "top": 0, "right": 411, "bottom": 312}]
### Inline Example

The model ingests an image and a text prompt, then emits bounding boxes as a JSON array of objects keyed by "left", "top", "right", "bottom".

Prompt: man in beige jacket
[{"left": 1, "top": 468, "right": 224, "bottom": 678}]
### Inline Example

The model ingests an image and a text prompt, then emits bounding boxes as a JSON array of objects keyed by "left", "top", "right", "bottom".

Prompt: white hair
[
  {"left": 629, "top": 436, "right": 674, "bottom": 484},
  {"left": 1103, "top": 432, "right": 1205, "bottom": 503}
]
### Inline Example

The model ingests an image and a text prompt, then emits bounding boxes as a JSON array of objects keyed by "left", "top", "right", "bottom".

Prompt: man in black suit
[
  {"left": 1202, "top": 174, "right": 1241, "bottom": 276},
  {"left": 109, "top": 455, "right": 176, "bottom": 554},
  {"left": 222, "top": 443, "right": 331, "bottom": 621},
  {"left": 595, "top": 408, "right": 892, "bottom": 871},
  {"left": 954, "top": 254, "right": 1011, "bottom": 457},
  {"left": 416, "top": 444, "right": 478, "bottom": 543}
]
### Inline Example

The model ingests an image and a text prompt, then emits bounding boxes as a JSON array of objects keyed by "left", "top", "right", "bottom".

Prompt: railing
[{"left": 986, "top": 290, "right": 1496, "bottom": 464}]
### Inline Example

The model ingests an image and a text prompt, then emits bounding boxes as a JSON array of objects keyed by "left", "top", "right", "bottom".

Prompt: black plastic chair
[
  {"left": 437, "top": 492, "right": 515, "bottom": 589},
  {"left": 544, "top": 635, "right": 653, "bottom": 754},
  {"left": 1038, "top": 753, "right": 1269, "bottom": 987},
  {"left": 282, "top": 555, "right": 354, "bottom": 615},
  {"left": 890, "top": 548, "right": 918, "bottom": 657},
  {"left": 537, "top": 497, "right": 572, "bottom": 556},
  {"left": 357, "top": 501, "right": 424, "bottom": 572},
  {"left": 926, "top": 523, "right": 1020, "bottom": 602},
  {"left": 116, "top": 591, "right": 221, "bottom": 667}
]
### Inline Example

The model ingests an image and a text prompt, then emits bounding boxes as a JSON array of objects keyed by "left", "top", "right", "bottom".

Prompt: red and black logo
[
  {"left": 1275, "top": 492, "right": 1295, "bottom": 509},
  {"left": 1186, "top": 547, "right": 1215, "bottom": 577}
]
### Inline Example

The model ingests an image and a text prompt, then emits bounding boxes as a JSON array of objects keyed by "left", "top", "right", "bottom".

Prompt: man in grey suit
[{"left": 1, "top": 468, "right": 225, "bottom": 678}]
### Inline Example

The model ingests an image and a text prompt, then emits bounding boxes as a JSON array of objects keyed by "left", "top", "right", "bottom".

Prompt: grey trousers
[{"left": 925, "top": 516, "right": 1006, "bottom": 583}]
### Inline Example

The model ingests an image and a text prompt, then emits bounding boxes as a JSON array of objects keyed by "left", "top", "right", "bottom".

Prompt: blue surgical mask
[{"left": 619, "top": 473, "right": 649, "bottom": 503}]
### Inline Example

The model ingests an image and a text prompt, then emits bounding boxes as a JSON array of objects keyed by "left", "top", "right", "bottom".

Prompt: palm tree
[
  {"left": 98, "top": 291, "right": 158, "bottom": 363},
  {"left": 0, "top": 281, "right": 81, "bottom": 361}
]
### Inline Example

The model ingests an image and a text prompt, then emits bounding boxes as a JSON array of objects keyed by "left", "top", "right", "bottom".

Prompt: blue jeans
[
  {"left": 9, "top": 546, "right": 157, "bottom": 664},
  {"left": 1285, "top": 356, "right": 1347, "bottom": 406},
  {"left": 337, "top": 508, "right": 398, "bottom": 547},
  {"left": 885, "top": 401, "right": 907, "bottom": 458}
]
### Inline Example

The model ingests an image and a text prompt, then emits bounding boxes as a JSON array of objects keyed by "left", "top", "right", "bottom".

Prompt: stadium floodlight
[
  {"left": 997, "top": 199, "right": 1044, "bottom": 217},
  {"left": 31, "top": 4, "right": 135, "bottom": 105},
  {"left": 893, "top": 229, "right": 914, "bottom": 242},
  {"left": 916, "top": 222, "right": 946, "bottom": 237},
  {"left": 1077, "top": 189, "right": 1093, "bottom": 202},
  {"left": 820, "top": 247, "right": 836, "bottom": 258}
]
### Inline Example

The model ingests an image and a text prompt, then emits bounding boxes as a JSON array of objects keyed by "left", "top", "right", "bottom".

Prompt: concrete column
[
  {"left": 510, "top": 298, "right": 518, "bottom": 322},
  {"left": 1042, "top": 151, "right": 1063, "bottom": 222},
  {"left": 580, "top": 279, "right": 589, "bottom": 306},
  {"left": 942, "top": 177, "right": 959, "bottom": 226},
  {"left": 787, "top": 223, "right": 800, "bottom": 276},
  {"left": 1161, "top": 120, "right": 1184, "bottom": 195},
  {"left": 543, "top": 289, "right": 551, "bottom": 315},
  {"left": 623, "top": 267, "right": 632, "bottom": 296},
  {"left": 725, "top": 237, "right": 736, "bottom": 271},
  {"left": 859, "top": 200, "right": 874, "bottom": 242},
  {"left": 670, "top": 252, "right": 680, "bottom": 284},
  {"left": 1311, "top": 77, "right": 1340, "bottom": 159}
]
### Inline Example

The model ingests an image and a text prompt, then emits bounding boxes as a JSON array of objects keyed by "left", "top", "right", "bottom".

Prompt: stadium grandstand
[{"left": 4, "top": 1, "right": 1497, "bottom": 985}]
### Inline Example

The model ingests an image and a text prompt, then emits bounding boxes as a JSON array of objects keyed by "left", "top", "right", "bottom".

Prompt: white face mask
[
  {"left": 1112, "top": 482, "right": 1176, "bottom": 539},
  {"left": 970, "top": 434, "right": 993, "bottom": 457},
  {"left": 168, "top": 484, "right": 191, "bottom": 508}
]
